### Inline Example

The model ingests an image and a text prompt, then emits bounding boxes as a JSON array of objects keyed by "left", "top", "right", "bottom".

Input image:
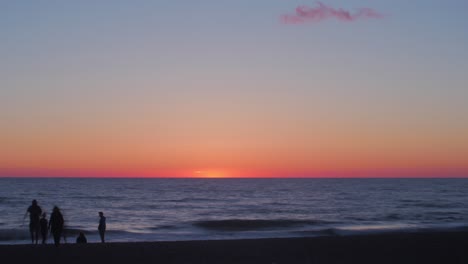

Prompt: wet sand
[{"left": 1, "top": 231, "right": 468, "bottom": 264}]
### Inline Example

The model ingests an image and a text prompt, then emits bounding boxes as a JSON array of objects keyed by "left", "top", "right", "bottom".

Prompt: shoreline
[{"left": 2, "top": 231, "right": 468, "bottom": 263}]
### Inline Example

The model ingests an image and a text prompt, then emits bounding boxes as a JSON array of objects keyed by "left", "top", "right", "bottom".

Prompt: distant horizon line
[
  {"left": 1, "top": 176, "right": 467, "bottom": 179},
  {"left": 2, "top": 167, "right": 467, "bottom": 179}
]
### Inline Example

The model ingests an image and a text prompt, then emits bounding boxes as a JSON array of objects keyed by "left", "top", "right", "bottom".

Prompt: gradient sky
[{"left": 1, "top": 0, "right": 468, "bottom": 178}]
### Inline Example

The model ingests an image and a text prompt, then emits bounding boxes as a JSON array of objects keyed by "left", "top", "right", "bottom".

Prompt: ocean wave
[
  {"left": 194, "top": 219, "right": 327, "bottom": 231},
  {"left": 292, "top": 228, "right": 339, "bottom": 237},
  {"left": 401, "top": 201, "right": 464, "bottom": 209},
  {"left": 149, "top": 225, "right": 178, "bottom": 231},
  {"left": 160, "top": 198, "right": 214, "bottom": 203},
  {"left": 62, "top": 228, "right": 94, "bottom": 235},
  {"left": 411, "top": 212, "right": 463, "bottom": 222},
  {"left": 63, "top": 228, "right": 136, "bottom": 236},
  {"left": 384, "top": 213, "right": 402, "bottom": 220},
  {"left": 67, "top": 195, "right": 126, "bottom": 201},
  {"left": 0, "top": 227, "right": 97, "bottom": 241},
  {"left": 333, "top": 223, "right": 468, "bottom": 236},
  {"left": 0, "top": 229, "right": 29, "bottom": 241}
]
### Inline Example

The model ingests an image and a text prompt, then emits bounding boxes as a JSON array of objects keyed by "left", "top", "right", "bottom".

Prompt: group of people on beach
[{"left": 25, "top": 199, "right": 106, "bottom": 246}]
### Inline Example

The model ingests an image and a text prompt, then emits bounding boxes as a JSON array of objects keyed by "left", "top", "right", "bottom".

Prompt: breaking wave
[{"left": 194, "top": 219, "right": 328, "bottom": 231}]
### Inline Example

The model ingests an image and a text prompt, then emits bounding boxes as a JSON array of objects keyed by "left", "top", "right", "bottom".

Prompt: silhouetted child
[
  {"left": 76, "top": 232, "right": 87, "bottom": 244},
  {"left": 98, "top": 212, "right": 106, "bottom": 243},
  {"left": 39, "top": 213, "right": 48, "bottom": 244},
  {"left": 49, "top": 206, "right": 64, "bottom": 247}
]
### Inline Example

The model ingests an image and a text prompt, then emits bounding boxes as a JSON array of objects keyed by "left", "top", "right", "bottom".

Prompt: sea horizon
[{"left": 2, "top": 176, "right": 468, "bottom": 179}]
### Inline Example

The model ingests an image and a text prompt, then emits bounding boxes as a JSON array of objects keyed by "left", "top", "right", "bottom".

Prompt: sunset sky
[{"left": 1, "top": 0, "right": 467, "bottom": 178}]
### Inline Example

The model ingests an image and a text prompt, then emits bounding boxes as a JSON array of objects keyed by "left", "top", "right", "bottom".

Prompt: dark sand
[{"left": 2, "top": 231, "right": 468, "bottom": 264}]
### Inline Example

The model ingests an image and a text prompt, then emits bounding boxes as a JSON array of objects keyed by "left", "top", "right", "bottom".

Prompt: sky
[{"left": 1, "top": 0, "right": 468, "bottom": 178}]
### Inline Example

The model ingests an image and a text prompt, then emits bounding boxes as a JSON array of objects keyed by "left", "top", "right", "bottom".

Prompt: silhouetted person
[
  {"left": 76, "top": 232, "right": 87, "bottom": 244},
  {"left": 25, "top": 200, "right": 42, "bottom": 244},
  {"left": 98, "top": 212, "right": 106, "bottom": 243},
  {"left": 49, "top": 206, "right": 64, "bottom": 247},
  {"left": 39, "top": 213, "right": 48, "bottom": 244}
]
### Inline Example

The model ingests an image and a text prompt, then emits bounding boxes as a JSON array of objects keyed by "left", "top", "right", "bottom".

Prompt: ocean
[{"left": 1, "top": 178, "right": 467, "bottom": 244}]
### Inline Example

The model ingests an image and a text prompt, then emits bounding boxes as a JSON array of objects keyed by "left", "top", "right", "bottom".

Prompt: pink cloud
[{"left": 282, "top": 2, "right": 383, "bottom": 24}]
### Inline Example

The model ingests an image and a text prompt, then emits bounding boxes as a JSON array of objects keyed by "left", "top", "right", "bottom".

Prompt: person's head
[
  {"left": 99, "top": 212, "right": 104, "bottom": 217},
  {"left": 32, "top": 200, "right": 37, "bottom": 206},
  {"left": 53, "top": 206, "right": 60, "bottom": 213},
  {"left": 41, "top": 212, "right": 46, "bottom": 218}
]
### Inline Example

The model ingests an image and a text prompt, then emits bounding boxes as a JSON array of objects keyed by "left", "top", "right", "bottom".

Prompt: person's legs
[
  {"left": 41, "top": 230, "right": 47, "bottom": 244},
  {"left": 53, "top": 231, "right": 60, "bottom": 246},
  {"left": 29, "top": 223, "right": 34, "bottom": 244},
  {"left": 34, "top": 226, "right": 39, "bottom": 244},
  {"left": 99, "top": 229, "right": 105, "bottom": 243}
]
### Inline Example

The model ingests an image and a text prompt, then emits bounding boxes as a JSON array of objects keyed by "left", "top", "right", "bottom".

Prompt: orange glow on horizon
[
  {"left": 1, "top": 166, "right": 467, "bottom": 178},
  {"left": 2, "top": 99, "right": 468, "bottom": 179}
]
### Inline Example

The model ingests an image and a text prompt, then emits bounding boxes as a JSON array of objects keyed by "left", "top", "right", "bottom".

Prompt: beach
[{"left": 2, "top": 231, "right": 468, "bottom": 264}]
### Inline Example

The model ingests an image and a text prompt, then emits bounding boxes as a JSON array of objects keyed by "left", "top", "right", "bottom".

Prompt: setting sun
[{"left": 193, "top": 170, "right": 229, "bottom": 178}]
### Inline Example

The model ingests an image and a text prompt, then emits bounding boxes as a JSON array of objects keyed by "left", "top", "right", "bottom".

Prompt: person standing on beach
[
  {"left": 98, "top": 211, "right": 106, "bottom": 243},
  {"left": 49, "top": 206, "right": 64, "bottom": 246},
  {"left": 39, "top": 213, "right": 48, "bottom": 244},
  {"left": 25, "top": 200, "right": 42, "bottom": 244}
]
